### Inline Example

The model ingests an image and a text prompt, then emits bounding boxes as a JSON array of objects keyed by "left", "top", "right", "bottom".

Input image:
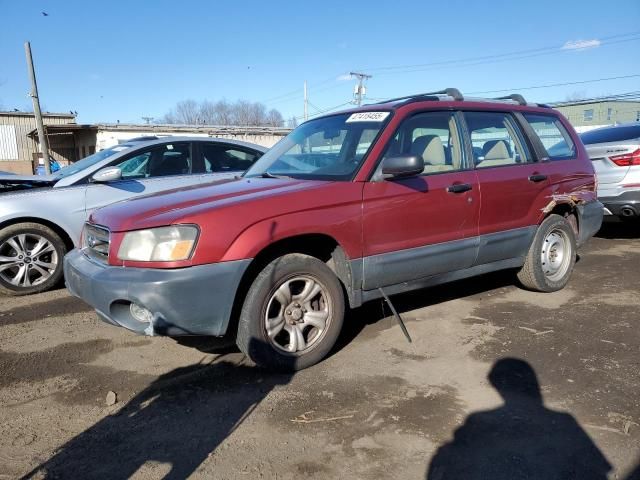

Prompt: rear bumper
[
  {"left": 64, "top": 249, "right": 251, "bottom": 336},
  {"left": 576, "top": 200, "right": 604, "bottom": 247},
  {"left": 598, "top": 190, "right": 640, "bottom": 217}
]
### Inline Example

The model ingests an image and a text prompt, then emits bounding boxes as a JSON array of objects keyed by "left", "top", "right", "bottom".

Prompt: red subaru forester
[{"left": 65, "top": 88, "right": 603, "bottom": 370}]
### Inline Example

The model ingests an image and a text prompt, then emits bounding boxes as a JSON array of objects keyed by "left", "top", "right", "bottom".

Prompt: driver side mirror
[
  {"left": 91, "top": 166, "right": 122, "bottom": 183},
  {"left": 381, "top": 155, "right": 424, "bottom": 179}
]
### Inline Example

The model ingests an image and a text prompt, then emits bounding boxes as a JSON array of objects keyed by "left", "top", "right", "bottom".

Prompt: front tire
[
  {"left": 236, "top": 253, "right": 345, "bottom": 371},
  {"left": 517, "top": 214, "right": 577, "bottom": 292},
  {"left": 0, "top": 223, "right": 67, "bottom": 296}
]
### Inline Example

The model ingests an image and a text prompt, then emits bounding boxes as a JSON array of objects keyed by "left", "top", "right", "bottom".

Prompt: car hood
[
  {"left": 90, "top": 177, "right": 333, "bottom": 232},
  {"left": 0, "top": 173, "right": 55, "bottom": 183},
  {"left": 0, "top": 173, "right": 56, "bottom": 193}
]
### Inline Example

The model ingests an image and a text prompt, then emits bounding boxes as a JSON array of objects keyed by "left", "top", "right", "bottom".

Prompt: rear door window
[
  {"left": 114, "top": 142, "right": 193, "bottom": 179},
  {"left": 523, "top": 114, "right": 576, "bottom": 160},
  {"left": 202, "top": 144, "right": 261, "bottom": 173},
  {"left": 464, "top": 112, "right": 532, "bottom": 168}
]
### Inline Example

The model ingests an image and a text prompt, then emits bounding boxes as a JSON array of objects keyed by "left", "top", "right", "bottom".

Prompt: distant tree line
[{"left": 162, "top": 99, "right": 286, "bottom": 127}]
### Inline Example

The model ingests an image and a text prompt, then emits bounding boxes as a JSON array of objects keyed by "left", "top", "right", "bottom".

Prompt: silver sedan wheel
[
  {"left": 264, "top": 275, "right": 332, "bottom": 354},
  {"left": 540, "top": 228, "right": 572, "bottom": 282},
  {"left": 0, "top": 233, "right": 58, "bottom": 287}
]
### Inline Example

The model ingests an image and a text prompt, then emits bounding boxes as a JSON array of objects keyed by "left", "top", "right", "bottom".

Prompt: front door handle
[
  {"left": 447, "top": 183, "right": 473, "bottom": 193},
  {"left": 528, "top": 174, "right": 548, "bottom": 183}
]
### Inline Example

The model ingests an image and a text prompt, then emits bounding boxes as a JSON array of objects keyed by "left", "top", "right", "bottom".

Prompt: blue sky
[{"left": 1, "top": 0, "right": 638, "bottom": 124}]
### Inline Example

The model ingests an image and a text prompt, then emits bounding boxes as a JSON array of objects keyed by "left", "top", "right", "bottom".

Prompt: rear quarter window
[{"left": 523, "top": 114, "right": 576, "bottom": 160}]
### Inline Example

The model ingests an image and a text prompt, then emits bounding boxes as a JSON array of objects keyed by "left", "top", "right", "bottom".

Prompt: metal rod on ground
[
  {"left": 378, "top": 288, "right": 412, "bottom": 343},
  {"left": 24, "top": 41, "right": 51, "bottom": 175}
]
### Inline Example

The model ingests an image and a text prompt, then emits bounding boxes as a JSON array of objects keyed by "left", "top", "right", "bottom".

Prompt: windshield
[
  {"left": 53, "top": 145, "right": 132, "bottom": 179},
  {"left": 244, "top": 112, "right": 390, "bottom": 180}
]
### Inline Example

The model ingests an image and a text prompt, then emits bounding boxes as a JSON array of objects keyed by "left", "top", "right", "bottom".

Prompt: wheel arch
[
  {"left": 541, "top": 201, "right": 579, "bottom": 239},
  {"left": 0, "top": 216, "right": 75, "bottom": 253},
  {"left": 227, "top": 233, "right": 359, "bottom": 341}
]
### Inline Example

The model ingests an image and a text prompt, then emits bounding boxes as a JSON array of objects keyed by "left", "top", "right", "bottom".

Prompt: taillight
[{"left": 610, "top": 148, "right": 640, "bottom": 167}]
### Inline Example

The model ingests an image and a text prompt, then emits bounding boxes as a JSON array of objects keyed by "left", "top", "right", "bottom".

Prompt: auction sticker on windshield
[{"left": 346, "top": 112, "right": 390, "bottom": 122}]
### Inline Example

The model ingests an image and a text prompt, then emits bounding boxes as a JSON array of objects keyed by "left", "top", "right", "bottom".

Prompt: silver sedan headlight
[{"left": 117, "top": 225, "right": 199, "bottom": 262}]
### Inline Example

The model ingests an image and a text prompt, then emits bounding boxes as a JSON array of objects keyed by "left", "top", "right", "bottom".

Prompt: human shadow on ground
[
  {"left": 21, "top": 341, "right": 292, "bottom": 480},
  {"left": 427, "top": 358, "right": 611, "bottom": 480}
]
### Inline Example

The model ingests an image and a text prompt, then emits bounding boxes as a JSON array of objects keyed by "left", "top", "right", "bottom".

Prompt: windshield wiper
[{"left": 260, "top": 171, "right": 291, "bottom": 179}]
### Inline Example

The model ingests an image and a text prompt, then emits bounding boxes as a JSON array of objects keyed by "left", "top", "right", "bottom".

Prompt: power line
[
  {"left": 263, "top": 30, "right": 640, "bottom": 110},
  {"left": 291, "top": 101, "right": 353, "bottom": 122},
  {"left": 467, "top": 74, "right": 640, "bottom": 95},
  {"left": 548, "top": 91, "right": 640, "bottom": 105},
  {"left": 358, "top": 31, "right": 640, "bottom": 75},
  {"left": 260, "top": 75, "right": 341, "bottom": 105}
]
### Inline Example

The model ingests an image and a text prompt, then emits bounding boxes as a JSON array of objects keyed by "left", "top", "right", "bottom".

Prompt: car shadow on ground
[
  {"left": 0, "top": 294, "right": 91, "bottom": 326},
  {"left": 596, "top": 218, "right": 640, "bottom": 239},
  {"left": 335, "top": 268, "right": 519, "bottom": 353},
  {"left": 178, "top": 268, "right": 520, "bottom": 359},
  {"left": 425, "top": 358, "right": 612, "bottom": 480},
  {"left": 21, "top": 341, "right": 292, "bottom": 480}
]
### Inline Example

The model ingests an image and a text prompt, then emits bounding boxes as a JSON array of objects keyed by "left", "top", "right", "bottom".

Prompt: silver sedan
[{"left": 0, "top": 137, "right": 266, "bottom": 296}]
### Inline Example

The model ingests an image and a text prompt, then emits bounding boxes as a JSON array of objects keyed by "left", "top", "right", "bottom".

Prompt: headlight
[{"left": 117, "top": 225, "right": 199, "bottom": 262}]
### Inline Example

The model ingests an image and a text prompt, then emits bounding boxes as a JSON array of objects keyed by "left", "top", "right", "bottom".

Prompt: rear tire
[
  {"left": 236, "top": 253, "right": 345, "bottom": 371},
  {"left": 0, "top": 223, "right": 67, "bottom": 296},
  {"left": 517, "top": 214, "right": 577, "bottom": 292}
]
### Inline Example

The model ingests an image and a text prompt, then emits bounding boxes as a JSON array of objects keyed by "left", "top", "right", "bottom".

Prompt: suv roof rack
[
  {"left": 371, "top": 88, "right": 551, "bottom": 108},
  {"left": 376, "top": 88, "right": 464, "bottom": 105},
  {"left": 492, "top": 94, "right": 527, "bottom": 105}
]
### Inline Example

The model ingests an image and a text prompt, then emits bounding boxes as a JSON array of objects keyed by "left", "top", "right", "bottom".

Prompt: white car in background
[{"left": 580, "top": 123, "right": 640, "bottom": 221}]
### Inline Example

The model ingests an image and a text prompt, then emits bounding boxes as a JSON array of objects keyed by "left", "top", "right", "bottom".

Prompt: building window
[
  {"left": 583, "top": 109, "right": 594, "bottom": 122},
  {"left": 607, "top": 108, "right": 613, "bottom": 121}
]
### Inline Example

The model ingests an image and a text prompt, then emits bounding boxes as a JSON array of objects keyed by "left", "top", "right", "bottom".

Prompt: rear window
[
  {"left": 580, "top": 125, "right": 640, "bottom": 145},
  {"left": 523, "top": 114, "right": 576, "bottom": 160}
]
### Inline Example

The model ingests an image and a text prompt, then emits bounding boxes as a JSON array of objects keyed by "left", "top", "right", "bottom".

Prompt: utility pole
[
  {"left": 350, "top": 72, "right": 372, "bottom": 106},
  {"left": 141, "top": 116, "right": 154, "bottom": 124},
  {"left": 303, "top": 81, "right": 308, "bottom": 121},
  {"left": 25, "top": 42, "right": 51, "bottom": 174}
]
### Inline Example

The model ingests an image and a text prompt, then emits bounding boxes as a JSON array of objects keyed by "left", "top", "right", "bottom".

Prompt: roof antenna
[{"left": 378, "top": 288, "right": 412, "bottom": 343}]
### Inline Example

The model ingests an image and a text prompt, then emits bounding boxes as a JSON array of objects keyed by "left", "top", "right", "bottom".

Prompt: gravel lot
[{"left": 1, "top": 220, "right": 639, "bottom": 480}]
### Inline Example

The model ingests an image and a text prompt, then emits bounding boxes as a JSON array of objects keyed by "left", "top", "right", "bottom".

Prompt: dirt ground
[{"left": 1, "top": 220, "right": 639, "bottom": 480}]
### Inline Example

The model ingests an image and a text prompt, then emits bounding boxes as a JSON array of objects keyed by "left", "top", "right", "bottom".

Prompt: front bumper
[
  {"left": 64, "top": 249, "right": 251, "bottom": 336},
  {"left": 576, "top": 200, "right": 604, "bottom": 247},
  {"left": 598, "top": 190, "right": 640, "bottom": 218}
]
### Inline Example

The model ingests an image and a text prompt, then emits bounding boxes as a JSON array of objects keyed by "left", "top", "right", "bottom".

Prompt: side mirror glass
[
  {"left": 91, "top": 166, "right": 122, "bottom": 183},
  {"left": 381, "top": 155, "right": 424, "bottom": 179}
]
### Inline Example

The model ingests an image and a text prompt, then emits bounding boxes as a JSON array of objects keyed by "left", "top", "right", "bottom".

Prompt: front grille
[{"left": 83, "top": 224, "right": 110, "bottom": 263}]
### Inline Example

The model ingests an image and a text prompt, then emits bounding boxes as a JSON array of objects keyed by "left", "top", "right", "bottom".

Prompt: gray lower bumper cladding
[{"left": 64, "top": 249, "right": 251, "bottom": 336}]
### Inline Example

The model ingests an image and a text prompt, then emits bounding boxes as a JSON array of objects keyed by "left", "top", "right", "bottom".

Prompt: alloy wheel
[
  {"left": 0, "top": 233, "right": 59, "bottom": 288},
  {"left": 264, "top": 275, "right": 332, "bottom": 354}
]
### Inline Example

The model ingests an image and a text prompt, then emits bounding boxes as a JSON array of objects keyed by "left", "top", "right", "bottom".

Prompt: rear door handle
[
  {"left": 528, "top": 174, "right": 547, "bottom": 183},
  {"left": 446, "top": 183, "right": 473, "bottom": 193}
]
